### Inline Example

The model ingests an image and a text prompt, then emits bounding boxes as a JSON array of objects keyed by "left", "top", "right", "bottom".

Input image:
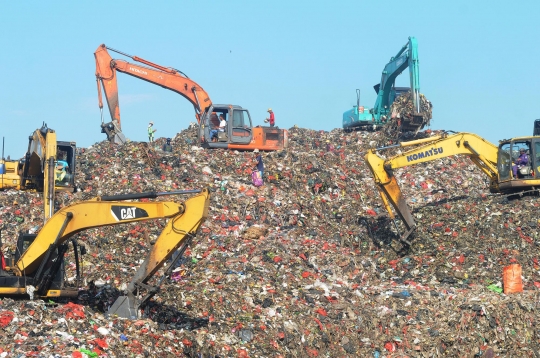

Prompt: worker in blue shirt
[{"left": 254, "top": 149, "right": 264, "bottom": 179}]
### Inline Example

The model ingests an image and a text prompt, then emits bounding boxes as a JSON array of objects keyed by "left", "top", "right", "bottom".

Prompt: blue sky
[{"left": 1, "top": 1, "right": 539, "bottom": 158}]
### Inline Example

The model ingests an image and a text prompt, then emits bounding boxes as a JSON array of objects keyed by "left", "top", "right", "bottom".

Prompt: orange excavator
[{"left": 95, "top": 44, "right": 288, "bottom": 151}]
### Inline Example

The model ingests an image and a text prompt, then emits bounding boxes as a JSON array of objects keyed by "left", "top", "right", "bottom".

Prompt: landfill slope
[{"left": 0, "top": 127, "right": 539, "bottom": 357}]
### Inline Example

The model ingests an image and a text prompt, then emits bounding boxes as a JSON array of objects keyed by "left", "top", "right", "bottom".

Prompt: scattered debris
[{"left": 0, "top": 126, "right": 539, "bottom": 356}]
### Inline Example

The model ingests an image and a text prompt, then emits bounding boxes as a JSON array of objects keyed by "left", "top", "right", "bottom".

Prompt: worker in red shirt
[{"left": 266, "top": 108, "right": 275, "bottom": 127}]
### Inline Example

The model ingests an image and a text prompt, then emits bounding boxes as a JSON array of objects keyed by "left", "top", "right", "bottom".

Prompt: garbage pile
[
  {"left": 382, "top": 93, "right": 433, "bottom": 142},
  {"left": 0, "top": 126, "right": 539, "bottom": 357}
]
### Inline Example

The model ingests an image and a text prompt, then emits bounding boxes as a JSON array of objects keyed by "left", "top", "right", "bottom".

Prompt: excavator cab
[
  {"left": 0, "top": 125, "right": 77, "bottom": 193},
  {"left": 200, "top": 105, "right": 286, "bottom": 151},
  {"left": 533, "top": 119, "right": 540, "bottom": 136},
  {"left": 497, "top": 138, "right": 540, "bottom": 192},
  {"left": 201, "top": 105, "right": 254, "bottom": 148},
  {"left": 54, "top": 141, "right": 77, "bottom": 191},
  {"left": 0, "top": 231, "right": 81, "bottom": 298}
]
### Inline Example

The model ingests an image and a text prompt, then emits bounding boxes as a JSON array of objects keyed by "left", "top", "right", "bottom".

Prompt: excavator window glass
[
  {"left": 511, "top": 142, "right": 532, "bottom": 178},
  {"left": 209, "top": 112, "right": 219, "bottom": 128},
  {"left": 535, "top": 141, "right": 540, "bottom": 176},
  {"left": 15, "top": 233, "right": 37, "bottom": 262},
  {"left": 498, "top": 143, "right": 512, "bottom": 181},
  {"left": 232, "top": 110, "right": 251, "bottom": 129},
  {"left": 534, "top": 120, "right": 540, "bottom": 136}
]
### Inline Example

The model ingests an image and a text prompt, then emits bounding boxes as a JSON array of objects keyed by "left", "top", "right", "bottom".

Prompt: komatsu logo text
[
  {"left": 406, "top": 147, "right": 443, "bottom": 162},
  {"left": 111, "top": 206, "right": 149, "bottom": 221},
  {"left": 129, "top": 67, "right": 148, "bottom": 75}
]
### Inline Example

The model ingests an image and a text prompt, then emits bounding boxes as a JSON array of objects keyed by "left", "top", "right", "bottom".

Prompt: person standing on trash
[
  {"left": 162, "top": 138, "right": 173, "bottom": 152},
  {"left": 266, "top": 108, "right": 275, "bottom": 127},
  {"left": 253, "top": 149, "right": 264, "bottom": 179},
  {"left": 512, "top": 148, "right": 529, "bottom": 178},
  {"left": 148, "top": 121, "right": 157, "bottom": 142},
  {"left": 326, "top": 139, "right": 335, "bottom": 153}
]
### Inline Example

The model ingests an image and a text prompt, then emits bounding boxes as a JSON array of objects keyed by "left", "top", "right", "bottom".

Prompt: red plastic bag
[
  {"left": 0, "top": 311, "right": 14, "bottom": 328},
  {"left": 56, "top": 302, "right": 86, "bottom": 319},
  {"left": 251, "top": 171, "right": 263, "bottom": 187},
  {"left": 503, "top": 264, "right": 523, "bottom": 294},
  {"left": 0, "top": 250, "right": 5, "bottom": 270}
]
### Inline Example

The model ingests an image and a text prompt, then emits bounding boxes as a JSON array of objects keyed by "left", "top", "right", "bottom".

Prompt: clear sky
[{"left": 1, "top": 1, "right": 539, "bottom": 158}]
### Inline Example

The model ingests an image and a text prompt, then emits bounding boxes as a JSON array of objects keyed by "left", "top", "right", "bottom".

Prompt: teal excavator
[{"left": 343, "top": 37, "right": 425, "bottom": 133}]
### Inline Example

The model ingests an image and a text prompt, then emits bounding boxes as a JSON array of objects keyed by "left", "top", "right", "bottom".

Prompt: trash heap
[
  {"left": 382, "top": 93, "right": 433, "bottom": 142},
  {"left": 0, "top": 126, "right": 539, "bottom": 357}
]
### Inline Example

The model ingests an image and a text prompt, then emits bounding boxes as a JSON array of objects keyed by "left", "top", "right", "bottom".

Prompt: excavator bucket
[
  {"left": 107, "top": 189, "right": 210, "bottom": 319},
  {"left": 108, "top": 294, "right": 138, "bottom": 319},
  {"left": 101, "top": 120, "right": 126, "bottom": 145},
  {"left": 401, "top": 114, "right": 425, "bottom": 133},
  {"left": 365, "top": 149, "right": 416, "bottom": 244}
]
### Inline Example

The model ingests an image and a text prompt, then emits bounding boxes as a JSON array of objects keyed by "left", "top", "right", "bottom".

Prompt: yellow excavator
[
  {"left": 0, "top": 123, "right": 77, "bottom": 219},
  {"left": 365, "top": 131, "right": 540, "bottom": 244},
  {"left": 0, "top": 188, "right": 209, "bottom": 319}
]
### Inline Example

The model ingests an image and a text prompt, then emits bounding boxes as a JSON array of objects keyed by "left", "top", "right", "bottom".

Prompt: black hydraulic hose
[
  {"left": 100, "top": 189, "right": 202, "bottom": 202},
  {"left": 106, "top": 46, "right": 132, "bottom": 58},
  {"left": 172, "top": 67, "right": 189, "bottom": 78},
  {"left": 72, "top": 239, "right": 81, "bottom": 283},
  {"left": 106, "top": 46, "right": 190, "bottom": 78}
]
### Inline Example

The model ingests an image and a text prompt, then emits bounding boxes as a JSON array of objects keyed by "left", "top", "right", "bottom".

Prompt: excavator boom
[
  {"left": 94, "top": 44, "right": 211, "bottom": 143},
  {"left": 365, "top": 132, "right": 499, "bottom": 243}
]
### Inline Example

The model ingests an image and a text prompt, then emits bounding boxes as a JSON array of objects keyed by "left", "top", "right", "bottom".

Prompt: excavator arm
[
  {"left": 4, "top": 188, "right": 209, "bottom": 318},
  {"left": 408, "top": 37, "right": 421, "bottom": 117},
  {"left": 373, "top": 40, "right": 411, "bottom": 112},
  {"left": 373, "top": 37, "right": 426, "bottom": 132},
  {"left": 94, "top": 44, "right": 212, "bottom": 143},
  {"left": 365, "top": 132, "right": 499, "bottom": 244}
]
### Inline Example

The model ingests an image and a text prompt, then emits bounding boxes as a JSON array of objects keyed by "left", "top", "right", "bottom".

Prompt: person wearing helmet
[
  {"left": 54, "top": 154, "right": 71, "bottom": 185},
  {"left": 512, "top": 147, "right": 529, "bottom": 178},
  {"left": 148, "top": 121, "right": 157, "bottom": 142},
  {"left": 162, "top": 138, "right": 173, "bottom": 152},
  {"left": 326, "top": 139, "right": 335, "bottom": 153},
  {"left": 266, "top": 108, "right": 275, "bottom": 127}
]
